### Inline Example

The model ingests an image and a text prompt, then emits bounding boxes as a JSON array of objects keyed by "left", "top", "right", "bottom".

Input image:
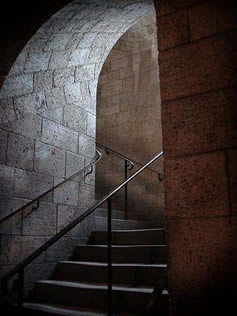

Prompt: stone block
[
  {"left": 44, "top": 33, "right": 70, "bottom": 51},
  {"left": 0, "top": 195, "right": 24, "bottom": 235},
  {"left": 48, "top": 51, "right": 70, "bottom": 69},
  {"left": 68, "top": 48, "right": 90, "bottom": 67},
  {"left": 159, "top": 31, "right": 237, "bottom": 101},
  {"left": 22, "top": 236, "right": 48, "bottom": 263},
  {"left": 75, "top": 64, "right": 95, "bottom": 82},
  {"left": 53, "top": 67, "right": 75, "bottom": 87},
  {"left": 22, "top": 202, "right": 57, "bottom": 236},
  {"left": 189, "top": 1, "right": 237, "bottom": 41},
  {"left": 7, "top": 132, "right": 34, "bottom": 171},
  {"left": 66, "top": 151, "right": 85, "bottom": 179},
  {"left": 79, "top": 183, "right": 95, "bottom": 207},
  {"left": 14, "top": 168, "right": 53, "bottom": 200},
  {"left": 0, "top": 235, "right": 22, "bottom": 265},
  {"left": 35, "top": 142, "right": 66, "bottom": 178},
  {"left": 65, "top": 32, "right": 84, "bottom": 50},
  {"left": 2, "top": 113, "right": 42, "bottom": 141},
  {"left": 86, "top": 112, "right": 96, "bottom": 138},
  {"left": 157, "top": 9, "right": 189, "bottom": 50},
  {"left": 227, "top": 148, "right": 237, "bottom": 214},
  {"left": 44, "top": 87, "right": 66, "bottom": 122},
  {"left": 78, "top": 32, "right": 97, "bottom": 48},
  {"left": 63, "top": 103, "right": 87, "bottom": 133},
  {"left": 34, "top": 70, "right": 53, "bottom": 92},
  {"left": 0, "top": 97, "right": 16, "bottom": 125},
  {"left": 24, "top": 52, "right": 51, "bottom": 73},
  {"left": 162, "top": 88, "right": 237, "bottom": 157},
  {"left": 168, "top": 217, "right": 237, "bottom": 299},
  {"left": 9, "top": 51, "right": 27, "bottom": 76},
  {"left": 0, "top": 74, "right": 33, "bottom": 98},
  {"left": 53, "top": 178, "right": 79, "bottom": 206},
  {"left": 165, "top": 152, "right": 229, "bottom": 218},
  {"left": 155, "top": 0, "right": 203, "bottom": 16},
  {"left": 87, "top": 47, "right": 105, "bottom": 63},
  {"left": 79, "top": 134, "right": 95, "bottom": 158},
  {"left": 57, "top": 205, "right": 88, "bottom": 237},
  {"left": 14, "top": 92, "right": 46, "bottom": 118},
  {"left": 111, "top": 57, "right": 129, "bottom": 71},
  {"left": 0, "top": 129, "right": 7, "bottom": 163},
  {"left": 42, "top": 118, "right": 78, "bottom": 153},
  {"left": 0, "top": 164, "right": 14, "bottom": 196},
  {"left": 45, "top": 236, "right": 83, "bottom": 262},
  {"left": 64, "top": 82, "right": 82, "bottom": 104}
]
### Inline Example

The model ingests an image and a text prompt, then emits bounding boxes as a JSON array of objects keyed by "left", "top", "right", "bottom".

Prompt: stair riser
[
  {"left": 95, "top": 208, "right": 124, "bottom": 219},
  {"left": 89, "top": 230, "right": 166, "bottom": 245},
  {"left": 95, "top": 217, "right": 156, "bottom": 230},
  {"left": 52, "top": 263, "right": 167, "bottom": 287},
  {"left": 34, "top": 283, "right": 150, "bottom": 313},
  {"left": 71, "top": 246, "right": 167, "bottom": 264}
]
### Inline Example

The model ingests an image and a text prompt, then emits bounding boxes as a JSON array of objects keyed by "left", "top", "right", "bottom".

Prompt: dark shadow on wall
[{"left": 0, "top": 0, "right": 73, "bottom": 87}]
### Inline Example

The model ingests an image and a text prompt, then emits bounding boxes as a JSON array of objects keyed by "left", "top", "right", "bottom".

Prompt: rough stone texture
[
  {"left": 79, "top": 134, "right": 95, "bottom": 158},
  {"left": 0, "top": 129, "right": 7, "bottom": 163},
  {"left": 189, "top": 1, "right": 237, "bottom": 41},
  {"left": 159, "top": 31, "right": 237, "bottom": 101},
  {"left": 157, "top": 9, "right": 189, "bottom": 50},
  {"left": 96, "top": 13, "right": 164, "bottom": 221},
  {"left": 155, "top": 0, "right": 237, "bottom": 314},
  {"left": 0, "top": 0, "right": 155, "bottom": 301},
  {"left": 14, "top": 168, "right": 53, "bottom": 200},
  {"left": 35, "top": 142, "right": 66, "bottom": 178},
  {"left": 168, "top": 217, "right": 237, "bottom": 313},
  {"left": 63, "top": 103, "right": 87, "bottom": 133},
  {"left": 22, "top": 202, "right": 57, "bottom": 236},
  {"left": 42, "top": 118, "right": 78, "bottom": 153},
  {"left": 165, "top": 152, "right": 229, "bottom": 218},
  {"left": 227, "top": 148, "right": 237, "bottom": 215},
  {"left": 7, "top": 132, "right": 35, "bottom": 171},
  {"left": 162, "top": 88, "right": 237, "bottom": 157},
  {"left": 0, "top": 164, "right": 14, "bottom": 196},
  {"left": 53, "top": 178, "right": 79, "bottom": 206}
]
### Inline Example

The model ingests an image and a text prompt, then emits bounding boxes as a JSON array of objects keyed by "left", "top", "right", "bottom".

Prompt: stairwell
[{"left": 23, "top": 207, "right": 168, "bottom": 315}]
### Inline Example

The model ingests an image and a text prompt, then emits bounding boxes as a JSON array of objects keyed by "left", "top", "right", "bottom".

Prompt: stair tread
[
  {"left": 78, "top": 244, "right": 166, "bottom": 248},
  {"left": 24, "top": 303, "right": 107, "bottom": 316},
  {"left": 95, "top": 216, "right": 152, "bottom": 223},
  {"left": 58, "top": 260, "right": 167, "bottom": 268},
  {"left": 93, "top": 228, "right": 165, "bottom": 233},
  {"left": 37, "top": 280, "right": 154, "bottom": 293}
]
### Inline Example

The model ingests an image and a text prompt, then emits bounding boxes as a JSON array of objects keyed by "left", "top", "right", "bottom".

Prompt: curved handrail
[
  {"left": 1, "top": 151, "right": 163, "bottom": 295},
  {"left": 96, "top": 142, "right": 164, "bottom": 180},
  {"left": 0, "top": 150, "right": 102, "bottom": 225}
]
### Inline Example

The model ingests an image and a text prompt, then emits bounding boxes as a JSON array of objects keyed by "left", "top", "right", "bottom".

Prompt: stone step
[
  {"left": 32, "top": 280, "right": 157, "bottom": 313},
  {"left": 52, "top": 261, "right": 167, "bottom": 287},
  {"left": 71, "top": 245, "right": 167, "bottom": 264},
  {"left": 88, "top": 228, "right": 166, "bottom": 245},
  {"left": 94, "top": 216, "right": 156, "bottom": 230},
  {"left": 95, "top": 207, "right": 125, "bottom": 219},
  {"left": 24, "top": 303, "right": 106, "bottom": 316}
]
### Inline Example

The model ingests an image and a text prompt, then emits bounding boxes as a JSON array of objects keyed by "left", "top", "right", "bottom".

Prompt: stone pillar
[{"left": 154, "top": 0, "right": 237, "bottom": 314}]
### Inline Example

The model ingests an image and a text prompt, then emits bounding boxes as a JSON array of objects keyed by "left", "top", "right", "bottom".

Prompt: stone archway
[{"left": 0, "top": 0, "right": 157, "bottom": 296}]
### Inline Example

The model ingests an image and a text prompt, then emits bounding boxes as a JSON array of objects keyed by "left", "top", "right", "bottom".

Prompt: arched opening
[{"left": 96, "top": 11, "right": 164, "bottom": 224}]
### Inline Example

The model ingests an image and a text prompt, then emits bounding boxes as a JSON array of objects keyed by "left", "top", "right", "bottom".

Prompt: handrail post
[
  {"left": 17, "top": 268, "right": 24, "bottom": 308},
  {"left": 124, "top": 160, "right": 128, "bottom": 220},
  {"left": 107, "top": 197, "right": 112, "bottom": 315}
]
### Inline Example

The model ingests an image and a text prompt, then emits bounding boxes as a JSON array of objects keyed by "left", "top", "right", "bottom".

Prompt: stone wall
[
  {"left": 96, "top": 12, "right": 164, "bottom": 222},
  {"left": 154, "top": 0, "right": 237, "bottom": 314},
  {"left": 0, "top": 0, "right": 154, "bottom": 297}
]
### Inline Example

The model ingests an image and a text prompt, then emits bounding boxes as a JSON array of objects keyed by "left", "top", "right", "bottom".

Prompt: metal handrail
[
  {"left": 1, "top": 150, "right": 164, "bottom": 312},
  {"left": 96, "top": 142, "right": 164, "bottom": 180},
  {"left": 0, "top": 150, "right": 102, "bottom": 225}
]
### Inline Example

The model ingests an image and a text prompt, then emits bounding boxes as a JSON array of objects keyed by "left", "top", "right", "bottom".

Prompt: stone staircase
[{"left": 23, "top": 208, "right": 168, "bottom": 315}]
